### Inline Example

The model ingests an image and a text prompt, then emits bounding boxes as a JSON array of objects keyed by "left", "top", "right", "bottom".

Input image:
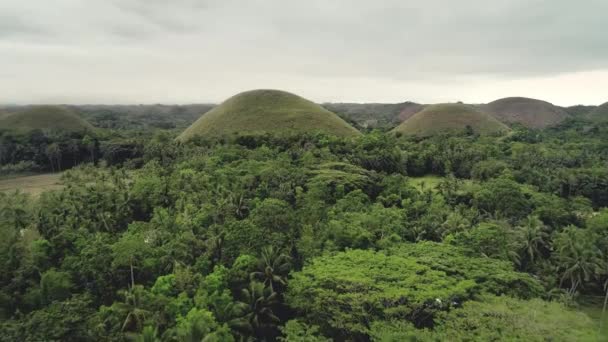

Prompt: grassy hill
[
  {"left": 322, "top": 102, "right": 424, "bottom": 129},
  {"left": 392, "top": 103, "right": 509, "bottom": 137},
  {"left": 0, "top": 105, "right": 94, "bottom": 132},
  {"left": 178, "top": 89, "right": 361, "bottom": 141},
  {"left": 587, "top": 102, "right": 608, "bottom": 121},
  {"left": 484, "top": 97, "right": 569, "bottom": 128}
]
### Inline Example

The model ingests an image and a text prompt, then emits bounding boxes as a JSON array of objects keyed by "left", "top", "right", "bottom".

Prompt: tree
[
  {"left": 174, "top": 308, "right": 234, "bottom": 342},
  {"left": 250, "top": 246, "right": 291, "bottom": 293},
  {"left": 230, "top": 281, "right": 281, "bottom": 339},
  {"left": 370, "top": 295, "right": 597, "bottom": 341},
  {"left": 286, "top": 249, "right": 477, "bottom": 339},
  {"left": 111, "top": 227, "right": 157, "bottom": 289},
  {"left": 40, "top": 269, "right": 73, "bottom": 305},
  {"left": 279, "top": 320, "right": 330, "bottom": 342},
  {"left": 473, "top": 178, "right": 531, "bottom": 221},
  {"left": 553, "top": 226, "right": 604, "bottom": 296},
  {"left": 514, "top": 215, "right": 549, "bottom": 271}
]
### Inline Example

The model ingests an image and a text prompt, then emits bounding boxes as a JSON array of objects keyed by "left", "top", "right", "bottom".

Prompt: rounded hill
[
  {"left": 587, "top": 102, "right": 608, "bottom": 121},
  {"left": 177, "top": 90, "right": 361, "bottom": 141},
  {"left": 392, "top": 103, "right": 509, "bottom": 137},
  {"left": 484, "top": 97, "right": 568, "bottom": 128},
  {"left": 0, "top": 105, "right": 94, "bottom": 132}
]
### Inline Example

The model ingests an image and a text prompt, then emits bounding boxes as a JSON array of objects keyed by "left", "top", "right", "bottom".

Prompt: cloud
[{"left": 0, "top": 0, "right": 606, "bottom": 105}]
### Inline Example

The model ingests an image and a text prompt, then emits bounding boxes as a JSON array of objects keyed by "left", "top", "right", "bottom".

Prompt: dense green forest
[{"left": 1, "top": 118, "right": 608, "bottom": 341}]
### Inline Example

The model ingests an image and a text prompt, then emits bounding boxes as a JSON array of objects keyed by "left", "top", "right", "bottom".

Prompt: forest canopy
[{"left": 1, "top": 117, "right": 608, "bottom": 341}]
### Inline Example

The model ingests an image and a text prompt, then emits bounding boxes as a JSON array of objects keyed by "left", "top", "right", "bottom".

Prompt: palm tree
[
  {"left": 554, "top": 227, "right": 603, "bottom": 296},
  {"left": 250, "top": 247, "right": 291, "bottom": 292},
  {"left": 113, "top": 286, "right": 150, "bottom": 333},
  {"left": 517, "top": 216, "right": 549, "bottom": 270},
  {"left": 133, "top": 326, "right": 160, "bottom": 342},
  {"left": 229, "top": 281, "right": 280, "bottom": 339}
]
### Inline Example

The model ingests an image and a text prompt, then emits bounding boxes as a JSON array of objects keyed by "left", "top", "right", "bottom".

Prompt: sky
[{"left": 1, "top": 0, "right": 607, "bottom": 106}]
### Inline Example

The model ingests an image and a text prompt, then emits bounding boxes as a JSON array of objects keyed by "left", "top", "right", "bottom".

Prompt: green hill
[
  {"left": 392, "top": 103, "right": 509, "bottom": 137},
  {"left": 484, "top": 97, "right": 569, "bottom": 128},
  {"left": 0, "top": 105, "right": 94, "bottom": 132},
  {"left": 178, "top": 89, "right": 361, "bottom": 141},
  {"left": 587, "top": 102, "right": 608, "bottom": 121}
]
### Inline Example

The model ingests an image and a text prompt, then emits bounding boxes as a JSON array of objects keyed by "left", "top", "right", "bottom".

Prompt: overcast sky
[{"left": 1, "top": 0, "right": 607, "bottom": 106}]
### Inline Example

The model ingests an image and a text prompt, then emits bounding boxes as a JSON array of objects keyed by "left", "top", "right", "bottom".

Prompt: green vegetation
[
  {"left": 484, "top": 97, "right": 570, "bottom": 128},
  {"left": 0, "top": 106, "right": 94, "bottom": 133},
  {"left": 1, "top": 102, "right": 608, "bottom": 341},
  {"left": 178, "top": 90, "right": 361, "bottom": 141},
  {"left": 371, "top": 296, "right": 596, "bottom": 341},
  {"left": 322, "top": 102, "right": 424, "bottom": 130},
  {"left": 392, "top": 103, "right": 509, "bottom": 136}
]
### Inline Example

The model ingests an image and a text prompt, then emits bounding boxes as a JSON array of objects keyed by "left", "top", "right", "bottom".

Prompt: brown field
[{"left": 0, "top": 173, "right": 63, "bottom": 196}]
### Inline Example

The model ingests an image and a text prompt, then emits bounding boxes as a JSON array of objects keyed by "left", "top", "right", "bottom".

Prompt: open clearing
[{"left": 0, "top": 173, "right": 63, "bottom": 196}]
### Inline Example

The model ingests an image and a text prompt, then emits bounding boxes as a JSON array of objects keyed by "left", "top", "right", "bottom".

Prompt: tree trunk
[
  {"left": 130, "top": 258, "right": 135, "bottom": 289},
  {"left": 601, "top": 282, "right": 608, "bottom": 335}
]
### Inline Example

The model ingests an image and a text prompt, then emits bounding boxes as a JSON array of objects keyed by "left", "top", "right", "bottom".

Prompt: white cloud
[{"left": 0, "top": 0, "right": 607, "bottom": 105}]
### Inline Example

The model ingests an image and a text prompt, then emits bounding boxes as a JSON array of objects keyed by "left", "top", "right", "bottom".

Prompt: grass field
[
  {"left": 409, "top": 176, "right": 445, "bottom": 191},
  {"left": 579, "top": 296, "right": 608, "bottom": 339},
  {"left": 0, "top": 173, "right": 63, "bottom": 196}
]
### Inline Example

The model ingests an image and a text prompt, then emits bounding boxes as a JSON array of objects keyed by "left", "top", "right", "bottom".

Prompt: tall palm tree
[
  {"left": 517, "top": 216, "right": 549, "bottom": 270},
  {"left": 250, "top": 247, "right": 291, "bottom": 292},
  {"left": 554, "top": 227, "right": 603, "bottom": 296},
  {"left": 229, "top": 281, "right": 280, "bottom": 340},
  {"left": 113, "top": 286, "right": 150, "bottom": 333}
]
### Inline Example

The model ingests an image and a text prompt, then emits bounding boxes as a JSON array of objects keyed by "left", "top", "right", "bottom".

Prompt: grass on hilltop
[
  {"left": 484, "top": 97, "right": 569, "bottom": 128},
  {"left": 177, "top": 89, "right": 361, "bottom": 141},
  {"left": 0, "top": 105, "right": 94, "bottom": 132},
  {"left": 392, "top": 103, "right": 509, "bottom": 137}
]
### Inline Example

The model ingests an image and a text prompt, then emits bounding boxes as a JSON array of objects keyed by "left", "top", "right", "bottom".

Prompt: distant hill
[
  {"left": 392, "top": 103, "right": 509, "bottom": 137},
  {"left": 71, "top": 104, "right": 214, "bottom": 129},
  {"left": 484, "top": 97, "right": 569, "bottom": 128},
  {"left": 564, "top": 105, "right": 597, "bottom": 117},
  {"left": 178, "top": 89, "right": 361, "bottom": 141},
  {"left": 322, "top": 102, "right": 425, "bottom": 129},
  {"left": 587, "top": 102, "right": 608, "bottom": 121},
  {"left": 0, "top": 105, "right": 94, "bottom": 133}
]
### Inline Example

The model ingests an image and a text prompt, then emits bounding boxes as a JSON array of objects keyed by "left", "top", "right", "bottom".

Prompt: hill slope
[
  {"left": 565, "top": 105, "right": 597, "bottom": 117},
  {"left": 587, "top": 102, "right": 608, "bottom": 121},
  {"left": 178, "top": 89, "right": 360, "bottom": 141},
  {"left": 0, "top": 105, "right": 94, "bottom": 132},
  {"left": 392, "top": 103, "right": 509, "bottom": 137},
  {"left": 484, "top": 97, "right": 568, "bottom": 128}
]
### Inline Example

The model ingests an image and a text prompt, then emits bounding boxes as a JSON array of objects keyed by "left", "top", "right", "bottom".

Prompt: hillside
[
  {"left": 178, "top": 89, "right": 361, "bottom": 141},
  {"left": 565, "top": 105, "right": 597, "bottom": 117},
  {"left": 322, "top": 102, "right": 424, "bottom": 129},
  {"left": 484, "top": 97, "right": 569, "bottom": 128},
  {"left": 587, "top": 102, "right": 608, "bottom": 121},
  {"left": 392, "top": 103, "right": 509, "bottom": 137},
  {"left": 0, "top": 105, "right": 94, "bottom": 132}
]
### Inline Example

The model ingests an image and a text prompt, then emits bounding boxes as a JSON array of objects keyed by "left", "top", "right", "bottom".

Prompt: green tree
[{"left": 250, "top": 246, "right": 291, "bottom": 293}]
